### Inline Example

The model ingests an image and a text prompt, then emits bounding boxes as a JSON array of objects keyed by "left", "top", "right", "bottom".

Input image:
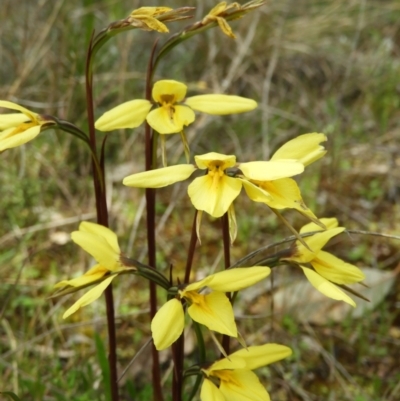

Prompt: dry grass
[{"left": 1, "top": 0, "right": 400, "bottom": 400}]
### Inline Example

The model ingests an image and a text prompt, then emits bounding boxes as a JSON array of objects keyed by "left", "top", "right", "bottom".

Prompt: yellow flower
[
  {"left": 201, "top": 1, "right": 265, "bottom": 39},
  {"left": 201, "top": 343, "right": 292, "bottom": 401},
  {"left": 55, "top": 222, "right": 125, "bottom": 319},
  {"left": 123, "top": 153, "right": 304, "bottom": 215},
  {"left": 151, "top": 267, "right": 271, "bottom": 350},
  {"left": 282, "top": 218, "right": 365, "bottom": 306},
  {"left": 123, "top": 152, "right": 304, "bottom": 241},
  {"left": 202, "top": 2, "right": 241, "bottom": 38},
  {"left": 95, "top": 80, "right": 257, "bottom": 134},
  {"left": 0, "top": 100, "right": 55, "bottom": 152},
  {"left": 128, "top": 7, "right": 173, "bottom": 32}
]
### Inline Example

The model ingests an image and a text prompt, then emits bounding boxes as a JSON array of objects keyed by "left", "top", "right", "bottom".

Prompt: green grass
[{"left": 1, "top": 0, "right": 400, "bottom": 400}]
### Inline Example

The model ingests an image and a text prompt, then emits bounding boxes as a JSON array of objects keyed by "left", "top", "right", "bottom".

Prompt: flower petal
[
  {"left": 54, "top": 265, "right": 109, "bottom": 288},
  {"left": 63, "top": 276, "right": 116, "bottom": 318},
  {"left": 312, "top": 251, "right": 365, "bottom": 284},
  {"left": 289, "top": 227, "right": 345, "bottom": 263},
  {"left": 0, "top": 125, "right": 41, "bottom": 151},
  {"left": 146, "top": 105, "right": 195, "bottom": 134},
  {"left": 123, "top": 164, "right": 196, "bottom": 188},
  {"left": 200, "top": 379, "right": 226, "bottom": 401},
  {"left": 219, "top": 370, "right": 271, "bottom": 401},
  {"left": 185, "top": 95, "right": 257, "bottom": 115},
  {"left": 78, "top": 222, "right": 120, "bottom": 254},
  {"left": 0, "top": 100, "right": 37, "bottom": 121},
  {"left": 71, "top": 231, "right": 120, "bottom": 270},
  {"left": 240, "top": 180, "right": 274, "bottom": 203},
  {"left": 239, "top": 160, "right": 304, "bottom": 181},
  {"left": 301, "top": 266, "right": 356, "bottom": 306},
  {"left": 95, "top": 100, "right": 152, "bottom": 131},
  {"left": 188, "top": 175, "right": 242, "bottom": 217},
  {"left": 190, "top": 266, "right": 271, "bottom": 292},
  {"left": 187, "top": 291, "right": 237, "bottom": 337},
  {"left": 255, "top": 178, "right": 319, "bottom": 221},
  {"left": 0, "top": 113, "right": 30, "bottom": 130},
  {"left": 152, "top": 80, "right": 187, "bottom": 103},
  {"left": 271, "top": 133, "right": 327, "bottom": 166},
  {"left": 151, "top": 298, "right": 184, "bottom": 350},
  {"left": 195, "top": 152, "right": 236, "bottom": 170},
  {"left": 229, "top": 344, "right": 292, "bottom": 370}
]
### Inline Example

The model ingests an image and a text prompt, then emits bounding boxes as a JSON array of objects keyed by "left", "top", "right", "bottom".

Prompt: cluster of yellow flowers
[{"left": 0, "top": 3, "right": 367, "bottom": 400}]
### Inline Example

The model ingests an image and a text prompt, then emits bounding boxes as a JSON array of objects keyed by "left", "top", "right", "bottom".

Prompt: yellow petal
[
  {"left": 79, "top": 222, "right": 120, "bottom": 254},
  {"left": 300, "top": 217, "right": 339, "bottom": 234},
  {"left": 190, "top": 266, "right": 271, "bottom": 292},
  {"left": 54, "top": 265, "right": 109, "bottom": 288},
  {"left": 187, "top": 291, "right": 237, "bottom": 337},
  {"left": 239, "top": 160, "right": 304, "bottom": 181},
  {"left": 151, "top": 298, "right": 184, "bottom": 350},
  {"left": 123, "top": 164, "right": 196, "bottom": 188},
  {"left": 0, "top": 100, "right": 37, "bottom": 121},
  {"left": 219, "top": 370, "right": 271, "bottom": 401},
  {"left": 271, "top": 133, "right": 327, "bottom": 166},
  {"left": 228, "top": 204, "right": 237, "bottom": 244},
  {"left": 205, "top": 356, "right": 246, "bottom": 373},
  {"left": 208, "top": 2, "right": 229, "bottom": 17},
  {"left": 216, "top": 16, "right": 236, "bottom": 38},
  {"left": 146, "top": 105, "right": 195, "bottom": 134},
  {"left": 71, "top": 231, "right": 120, "bottom": 270},
  {"left": 185, "top": 95, "right": 257, "bottom": 115},
  {"left": 256, "top": 179, "right": 319, "bottom": 223},
  {"left": 0, "top": 113, "right": 30, "bottom": 130},
  {"left": 290, "top": 227, "right": 345, "bottom": 263},
  {"left": 200, "top": 379, "right": 226, "bottom": 401},
  {"left": 130, "top": 7, "right": 173, "bottom": 16},
  {"left": 152, "top": 80, "right": 187, "bottom": 103},
  {"left": 63, "top": 276, "right": 115, "bottom": 318},
  {"left": 188, "top": 175, "right": 242, "bottom": 217},
  {"left": 95, "top": 100, "right": 152, "bottom": 131},
  {"left": 230, "top": 344, "right": 292, "bottom": 370},
  {"left": 300, "top": 266, "right": 356, "bottom": 306},
  {"left": 194, "top": 152, "right": 236, "bottom": 170},
  {"left": 0, "top": 125, "right": 41, "bottom": 151},
  {"left": 312, "top": 251, "right": 365, "bottom": 284},
  {"left": 241, "top": 179, "right": 274, "bottom": 203},
  {"left": 131, "top": 15, "right": 169, "bottom": 32}
]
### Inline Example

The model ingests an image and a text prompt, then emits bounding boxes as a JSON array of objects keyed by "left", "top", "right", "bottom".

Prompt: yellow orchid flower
[
  {"left": 200, "top": 343, "right": 292, "bottom": 401},
  {"left": 123, "top": 152, "right": 305, "bottom": 214},
  {"left": 151, "top": 266, "right": 271, "bottom": 350},
  {"left": 201, "top": 1, "right": 265, "bottom": 39},
  {"left": 202, "top": 2, "right": 241, "bottom": 38},
  {"left": 123, "top": 152, "right": 304, "bottom": 241},
  {"left": 128, "top": 7, "right": 173, "bottom": 32},
  {"left": 0, "top": 100, "right": 55, "bottom": 152},
  {"left": 95, "top": 80, "right": 257, "bottom": 163},
  {"left": 55, "top": 222, "right": 126, "bottom": 319},
  {"left": 282, "top": 218, "right": 365, "bottom": 306}
]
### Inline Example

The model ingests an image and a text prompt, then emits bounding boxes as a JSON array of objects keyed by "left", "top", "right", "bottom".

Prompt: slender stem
[
  {"left": 221, "top": 213, "right": 231, "bottom": 354},
  {"left": 145, "top": 40, "right": 163, "bottom": 401},
  {"left": 85, "top": 32, "right": 118, "bottom": 401},
  {"left": 184, "top": 210, "right": 198, "bottom": 283}
]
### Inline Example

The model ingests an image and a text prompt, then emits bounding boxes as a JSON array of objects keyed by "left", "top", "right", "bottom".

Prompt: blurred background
[{"left": 1, "top": 0, "right": 400, "bottom": 400}]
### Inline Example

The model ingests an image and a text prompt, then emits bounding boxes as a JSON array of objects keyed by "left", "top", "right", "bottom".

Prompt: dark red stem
[{"left": 85, "top": 33, "right": 119, "bottom": 401}]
